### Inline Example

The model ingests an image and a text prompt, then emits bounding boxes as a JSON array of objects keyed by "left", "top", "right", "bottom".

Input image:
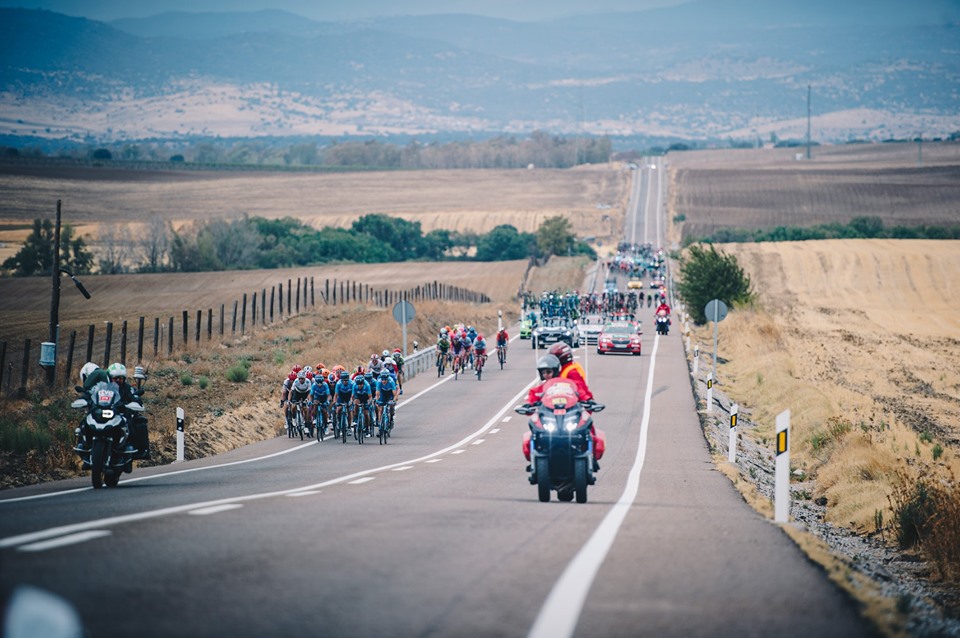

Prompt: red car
[{"left": 597, "top": 323, "right": 642, "bottom": 356}]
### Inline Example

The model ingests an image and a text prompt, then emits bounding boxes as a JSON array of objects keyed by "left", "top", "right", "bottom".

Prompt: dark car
[
  {"left": 532, "top": 317, "right": 579, "bottom": 349},
  {"left": 597, "top": 323, "right": 642, "bottom": 356}
]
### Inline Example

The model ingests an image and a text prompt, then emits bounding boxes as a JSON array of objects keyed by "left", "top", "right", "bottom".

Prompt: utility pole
[
  {"left": 805, "top": 84, "right": 812, "bottom": 160},
  {"left": 46, "top": 200, "right": 62, "bottom": 386}
]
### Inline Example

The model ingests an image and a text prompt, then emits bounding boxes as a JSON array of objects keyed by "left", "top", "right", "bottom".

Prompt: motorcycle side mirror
[
  {"left": 590, "top": 402, "right": 606, "bottom": 413},
  {"left": 125, "top": 402, "right": 145, "bottom": 412},
  {"left": 514, "top": 405, "right": 535, "bottom": 416},
  {"left": 70, "top": 398, "right": 88, "bottom": 409}
]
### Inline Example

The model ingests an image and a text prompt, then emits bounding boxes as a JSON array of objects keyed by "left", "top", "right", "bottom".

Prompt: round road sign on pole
[
  {"left": 704, "top": 299, "right": 728, "bottom": 383},
  {"left": 393, "top": 300, "right": 415, "bottom": 356}
]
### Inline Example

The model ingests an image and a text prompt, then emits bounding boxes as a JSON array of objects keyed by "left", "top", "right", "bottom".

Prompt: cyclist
[
  {"left": 310, "top": 370, "right": 331, "bottom": 434},
  {"left": 436, "top": 331, "right": 451, "bottom": 373},
  {"left": 374, "top": 369, "right": 398, "bottom": 431},
  {"left": 351, "top": 364, "right": 365, "bottom": 382},
  {"left": 391, "top": 348, "right": 405, "bottom": 394},
  {"left": 352, "top": 372, "right": 375, "bottom": 437},
  {"left": 466, "top": 325, "right": 477, "bottom": 343},
  {"left": 459, "top": 331, "right": 474, "bottom": 368},
  {"left": 451, "top": 332, "right": 464, "bottom": 370},
  {"left": 473, "top": 333, "right": 488, "bottom": 374},
  {"left": 333, "top": 370, "right": 355, "bottom": 432},
  {"left": 288, "top": 370, "right": 313, "bottom": 437},
  {"left": 279, "top": 371, "right": 297, "bottom": 432},
  {"left": 495, "top": 328, "right": 509, "bottom": 362}
]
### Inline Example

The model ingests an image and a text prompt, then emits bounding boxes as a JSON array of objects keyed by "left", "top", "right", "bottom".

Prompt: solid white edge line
[
  {"left": 187, "top": 504, "right": 244, "bottom": 516},
  {"left": 0, "top": 378, "right": 538, "bottom": 550},
  {"left": 18, "top": 530, "right": 112, "bottom": 552},
  {"left": 527, "top": 334, "right": 661, "bottom": 638}
]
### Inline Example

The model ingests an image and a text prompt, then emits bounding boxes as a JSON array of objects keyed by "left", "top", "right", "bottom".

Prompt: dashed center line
[
  {"left": 490, "top": 428, "right": 500, "bottom": 434},
  {"left": 501, "top": 416, "right": 512, "bottom": 422},
  {"left": 287, "top": 491, "right": 322, "bottom": 497},
  {"left": 425, "top": 459, "right": 443, "bottom": 464},
  {"left": 472, "top": 439, "right": 485, "bottom": 445},
  {"left": 451, "top": 450, "right": 466, "bottom": 455}
]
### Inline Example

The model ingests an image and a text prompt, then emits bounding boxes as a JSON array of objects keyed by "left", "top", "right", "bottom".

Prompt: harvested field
[
  {"left": 666, "top": 142, "right": 960, "bottom": 243},
  {"left": 0, "top": 163, "right": 630, "bottom": 262}
]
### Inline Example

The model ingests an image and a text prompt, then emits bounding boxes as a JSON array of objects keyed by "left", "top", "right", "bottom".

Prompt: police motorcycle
[
  {"left": 516, "top": 377, "right": 605, "bottom": 504},
  {"left": 72, "top": 367, "right": 147, "bottom": 488}
]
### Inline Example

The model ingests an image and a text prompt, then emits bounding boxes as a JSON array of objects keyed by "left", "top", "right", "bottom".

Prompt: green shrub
[
  {"left": 225, "top": 363, "right": 249, "bottom": 383},
  {"left": 198, "top": 376, "right": 209, "bottom": 390},
  {"left": 0, "top": 418, "right": 53, "bottom": 454},
  {"left": 677, "top": 244, "right": 753, "bottom": 325},
  {"left": 933, "top": 444, "right": 944, "bottom": 461},
  {"left": 180, "top": 371, "right": 193, "bottom": 386}
]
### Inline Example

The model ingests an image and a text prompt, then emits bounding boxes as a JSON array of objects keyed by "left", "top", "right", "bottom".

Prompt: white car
[{"left": 577, "top": 315, "right": 605, "bottom": 345}]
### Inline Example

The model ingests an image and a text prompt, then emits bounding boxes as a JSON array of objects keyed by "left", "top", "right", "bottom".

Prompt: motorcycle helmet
[
  {"left": 79, "top": 362, "right": 99, "bottom": 385},
  {"left": 548, "top": 343, "right": 574, "bottom": 366},
  {"left": 107, "top": 362, "right": 127, "bottom": 380},
  {"left": 536, "top": 354, "right": 561, "bottom": 380},
  {"left": 382, "top": 349, "right": 390, "bottom": 358}
]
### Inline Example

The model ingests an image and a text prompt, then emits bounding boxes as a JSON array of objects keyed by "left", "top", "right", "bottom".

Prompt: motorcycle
[
  {"left": 515, "top": 378, "right": 605, "bottom": 503},
  {"left": 72, "top": 372, "right": 147, "bottom": 489},
  {"left": 655, "top": 312, "right": 670, "bottom": 335}
]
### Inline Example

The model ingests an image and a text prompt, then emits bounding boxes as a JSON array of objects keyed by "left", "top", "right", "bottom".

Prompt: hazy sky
[{"left": 0, "top": 0, "right": 689, "bottom": 21}]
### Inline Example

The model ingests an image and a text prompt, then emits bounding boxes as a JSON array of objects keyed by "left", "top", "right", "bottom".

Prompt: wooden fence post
[
  {"left": 65, "top": 330, "right": 77, "bottom": 385},
  {"left": 168, "top": 317, "right": 174, "bottom": 355},
  {"left": 251, "top": 293, "right": 257, "bottom": 327},
  {"left": 270, "top": 287, "right": 275, "bottom": 322},
  {"left": 19, "top": 339, "right": 30, "bottom": 398},
  {"left": 325, "top": 279, "right": 329, "bottom": 304},
  {"left": 287, "top": 279, "right": 292, "bottom": 314},
  {"left": 232, "top": 300, "right": 238, "bottom": 334},
  {"left": 153, "top": 319, "right": 159, "bottom": 357},
  {"left": 120, "top": 320, "right": 128, "bottom": 365},
  {"left": 219, "top": 304, "right": 225, "bottom": 336},
  {"left": 310, "top": 278, "right": 315, "bottom": 307},
  {"left": 137, "top": 317, "right": 145, "bottom": 363},
  {"left": 332, "top": 279, "right": 337, "bottom": 305},
  {"left": 182, "top": 310, "right": 188, "bottom": 346},
  {"left": 207, "top": 309, "right": 213, "bottom": 341},
  {"left": 261, "top": 289, "right": 266, "bottom": 324},
  {"left": 86, "top": 324, "right": 95, "bottom": 364},
  {"left": 279, "top": 283, "right": 284, "bottom": 316},
  {"left": 295, "top": 280, "right": 300, "bottom": 314},
  {"left": 196, "top": 310, "right": 202, "bottom": 343},
  {"left": 103, "top": 322, "right": 113, "bottom": 365},
  {"left": 241, "top": 294, "right": 248, "bottom": 334}
]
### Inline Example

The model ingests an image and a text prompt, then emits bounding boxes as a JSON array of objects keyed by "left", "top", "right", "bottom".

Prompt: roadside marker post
[
  {"left": 706, "top": 374, "right": 713, "bottom": 413},
  {"left": 693, "top": 345, "right": 699, "bottom": 375},
  {"left": 176, "top": 407, "right": 185, "bottom": 463},
  {"left": 775, "top": 409, "right": 791, "bottom": 523},
  {"left": 727, "top": 403, "right": 738, "bottom": 463}
]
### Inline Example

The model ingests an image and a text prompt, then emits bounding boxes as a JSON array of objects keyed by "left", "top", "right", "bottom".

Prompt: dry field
[
  {"left": 0, "top": 163, "right": 630, "bottom": 263},
  {"left": 667, "top": 141, "right": 960, "bottom": 243}
]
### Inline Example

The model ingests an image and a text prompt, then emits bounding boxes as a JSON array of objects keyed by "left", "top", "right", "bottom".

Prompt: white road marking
[
  {"left": 501, "top": 416, "right": 512, "bottom": 422},
  {"left": 18, "top": 530, "right": 111, "bottom": 552},
  {"left": 451, "top": 450, "right": 467, "bottom": 455},
  {"left": 528, "top": 334, "right": 661, "bottom": 638},
  {"left": 490, "top": 428, "right": 500, "bottom": 434},
  {"left": 188, "top": 504, "right": 243, "bottom": 516},
  {"left": 392, "top": 466, "right": 414, "bottom": 472},
  {"left": 425, "top": 459, "right": 443, "bottom": 464},
  {"left": 0, "top": 379, "right": 538, "bottom": 551},
  {"left": 348, "top": 477, "right": 376, "bottom": 485},
  {"left": 472, "top": 439, "right": 485, "bottom": 445},
  {"left": 287, "top": 491, "right": 321, "bottom": 497}
]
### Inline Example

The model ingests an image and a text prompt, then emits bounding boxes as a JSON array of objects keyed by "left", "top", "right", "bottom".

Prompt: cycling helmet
[
  {"left": 304, "top": 366, "right": 312, "bottom": 374},
  {"left": 393, "top": 348, "right": 401, "bottom": 354},
  {"left": 79, "top": 362, "right": 99, "bottom": 385},
  {"left": 328, "top": 372, "right": 336, "bottom": 383},
  {"left": 339, "top": 370, "right": 349, "bottom": 380},
  {"left": 382, "top": 349, "right": 390, "bottom": 358},
  {"left": 297, "top": 370, "right": 306, "bottom": 380},
  {"left": 316, "top": 363, "right": 326, "bottom": 372},
  {"left": 364, "top": 371, "right": 373, "bottom": 380},
  {"left": 476, "top": 334, "right": 483, "bottom": 341},
  {"left": 548, "top": 342, "right": 574, "bottom": 366},
  {"left": 384, "top": 359, "right": 396, "bottom": 370},
  {"left": 288, "top": 373, "right": 297, "bottom": 381},
  {"left": 332, "top": 365, "right": 345, "bottom": 374},
  {"left": 535, "top": 354, "right": 561, "bottom": 379},
  {"left": 292, "top": 364, "right": 303, "bottom": 374},
  {"left": 107, "top": 362, "right": 127, "bottom": 380},
  {"left": 305, "top": 372, "right": 314, "bottom": 380},
  {"left": 380, "top": 370, "right": 390, "bottom": 379}
]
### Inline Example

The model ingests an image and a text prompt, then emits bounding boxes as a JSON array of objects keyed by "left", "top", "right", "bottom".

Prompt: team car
[
  {"left": 627, "top": 279, "right": 644, "bottom": 290},
  {"left": 520, "top": 319, "right": 534, "bottom": 339},
  {"left": 596, "top": 322, "right": 642, "bottom": 356},
  {"left": 577, "top": 314, "right": 605, "bottom": 345},
  {"left": 532, "top": 317, "right": 580, "bottom": 349}
]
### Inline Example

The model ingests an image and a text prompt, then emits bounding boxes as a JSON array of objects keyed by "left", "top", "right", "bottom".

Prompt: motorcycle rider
[
  {"left": 656, "top": 300, "right": 671, "bottom": 316},
  {"left": 106, "top": 362, "right": 151, "bottom": 460},
  {"left": 75, "top": 362, "right": 110, "bottom": 452},
  {"left": 548, "top": 343, "right": 590, "bottom": 398},
  {"left": 523, "top": 354, "right": 601, "bottom": 472}
]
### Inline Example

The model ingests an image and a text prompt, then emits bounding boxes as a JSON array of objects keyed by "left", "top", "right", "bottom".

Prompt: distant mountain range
[{"left": 1, "top": 0, "right": 958, "bottom": 148}]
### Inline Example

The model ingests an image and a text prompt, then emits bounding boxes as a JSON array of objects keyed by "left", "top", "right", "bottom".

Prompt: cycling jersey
[
  {"left": 376, "top": 377, "right": 397, "bottom": 404},
  {"left": 311, "top": 380, "right": 330, "bottom": 402},
  {"left": 496, "top": 331, "right": 508, "bottom": 346},
  {"left": 474, "top": 338, "right": 487, "bottom": 354},
  {"left": 334, "top": 380, "right": 354, "bottom": 403},
  {"left": 352, "top": 379, "right": 373, "bottom": 400},
  {"left": 437, "top": 337, "right": 450, "bottom": 352}
]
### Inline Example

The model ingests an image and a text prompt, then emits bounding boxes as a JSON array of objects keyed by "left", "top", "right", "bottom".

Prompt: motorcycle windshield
[
  {"left": 90, "top": 381, "right": 121, "bottom": 407},
  {"left": 540, "top": 378, "right": 580, "bottom": 410}
]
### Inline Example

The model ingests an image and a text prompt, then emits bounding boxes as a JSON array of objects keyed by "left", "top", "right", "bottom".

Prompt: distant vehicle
[
  {"left": 597, "top": 323, "right": 642, "bottom": 356},
  {"left": 650, "top": 278, "right": 665, "bottom": 289},
  {"left": 627, "top": 279, "right": 643, "bottom": 290},
  {"left": 532, "top": 317, "right": 579, "bottom": 349},
  {"left": 577, "top": 315, "right": 605, "bottom": 345},
  {"left": 603, "top": 280, "right": 618, "bottom": 295},
  {"left": 520, "top": 319, "right": 533, "bottom": 339}
]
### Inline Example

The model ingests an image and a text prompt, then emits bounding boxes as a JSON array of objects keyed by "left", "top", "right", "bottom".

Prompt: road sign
[
  {"left": 704, "top": 299, "right": 728, "bottom": 323},
  {"left": 392, "top": 301, "right": 415, "bottom": 325}
]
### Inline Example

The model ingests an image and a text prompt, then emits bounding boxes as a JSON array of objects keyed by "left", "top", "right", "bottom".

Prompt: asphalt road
[{"left": 0, "top": 162, "right": 874, "bottom": 638}]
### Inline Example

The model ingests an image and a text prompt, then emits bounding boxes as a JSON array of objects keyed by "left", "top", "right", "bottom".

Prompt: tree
[
  {"left": 677, "top": 244, "right": 753, "bottom": 325},
  {"left": 136, "top": 214, "right": 172, "bottom": 272},
  {"left": 1, "top": 218, "right": 93, "bottom": 276},
  {"left": 98, "top": 222, "right": 132, "bottom": 274},
  {"left": 476, "top": 225, "right": 534, "bottom": 261},
  {"left": 536, "top": 216, "right": 576, "bottom": 258}
]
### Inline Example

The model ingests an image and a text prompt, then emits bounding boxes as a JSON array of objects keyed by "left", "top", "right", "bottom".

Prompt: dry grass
[{"left": 686, "top": 238, "right": 960, "bottom": 581}]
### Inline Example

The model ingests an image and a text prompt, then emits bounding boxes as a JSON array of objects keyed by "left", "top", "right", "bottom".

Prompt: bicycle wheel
[
  {"left": 356, "top": 410, "right": 364, "bottom": 444},
  {"left": 499, "top": 348, "right": 505, "bottom": 369},
  {"left": 454, "top": 356, "right": 459, "bottom": 380},
  {"left": 339, "top": 408, "right": 347, "bottom": 443},
  {"left": 379, "top": 409, "right": 388, "bottom": 445},
  {"left": 476, "top": 360, "right": 483, "bottom": 381},
  {"left": 296, "top": 408, "right": 305, "bottom": 440},
  {"left": 316, "top": 407, "right": 325, "bottom": 442}
]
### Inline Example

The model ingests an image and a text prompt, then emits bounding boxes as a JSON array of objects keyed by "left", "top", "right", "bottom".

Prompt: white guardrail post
[
  {"left": 176, "top": 407, "right": 185, "bottom": 462},
  {"left": 775, "top": 409, "right": 791, "bottom": 523},
  {"left": 693, "top": 344, "right": 699, "bottom": 375},
  {"left": 403, "top": 345, "right": 437, "bottom": 382}
]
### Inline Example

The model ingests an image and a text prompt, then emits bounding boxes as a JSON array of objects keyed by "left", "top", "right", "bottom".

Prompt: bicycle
[
  {"left": 496, "top": 344, "right": 506, "bottom": 369},
  {"left": 288, "top": 400, "right": 307, "bottom": 440},
  {"left": 334, "top": 403, "right": 349, "bottom": 444},
  {"left": 475, "top": 353, "right": 486, "bottom": 380},
  {"left": 314, "top": 400, "right": 330, "bottom": 442},
  {"left": 436, "top": 350, "right": 448, "bottom": 377},
  {"left": 355, "top": 401, "right": 372, "bottom": 444},
  {"left": 378, "top": 400, "right": 395, "bottom": 445}
]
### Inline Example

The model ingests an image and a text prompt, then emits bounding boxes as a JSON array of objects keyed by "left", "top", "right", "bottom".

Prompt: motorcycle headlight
[
  {"left": 564, "top": 417, "right": 578, "bottom": 432},
  {"left": 541, "top": 417, "right": 558, "bottom": 432},
  {"left": 101, "top": 409, "right": 114, "bottom": 419}
]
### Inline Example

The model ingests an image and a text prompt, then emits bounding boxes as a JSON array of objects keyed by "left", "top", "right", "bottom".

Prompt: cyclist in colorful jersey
[
  {"left": 495, "top": 328, "right": 509, "bottom": 361},
  {"left": 390, "top": 348, "right": 405, "bottom": 394},
  {"left": 436, "top": 331, "right": 451, "bottom": 371},
  {"left": 288, "top": 370, "right": 313, "bottom": 436},
  {"left": 352, "top": 372, "right": 375, "bottom": 436},
  {"left": 451, "top": 332, "right": 464, "bottom": 366},
  {"left": 374, "top": 369, "right": 398, "bottom": 430},
  {"left": 466, "top": 325, "right": 477, "bottom": 343},
  {"left": 310, "top": 371, "right": 331, "bottom": 434},
  {"left": 279, "top": 371, "right": 297, "bottom": 431},
  {"left": 333, "top": 370, "right": 354, "bottom": 430},
  {"left": 459, "top": 332, "right": 474, "bottom": 367},
  {"left": 473, "top": 333, "right": 488, "bottom": 374}
]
